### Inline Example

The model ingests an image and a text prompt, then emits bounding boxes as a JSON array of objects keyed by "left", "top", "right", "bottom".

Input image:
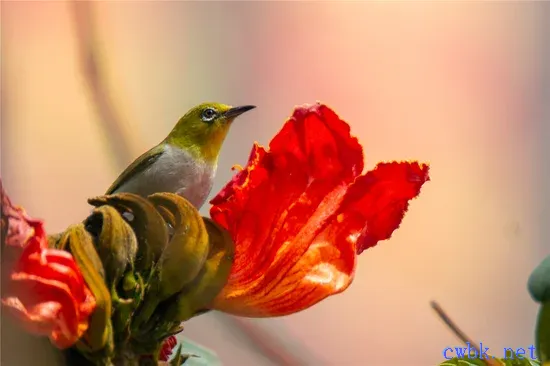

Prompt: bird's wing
[{"left": 105, "top": 144, "right": 165, "bottom": 194}]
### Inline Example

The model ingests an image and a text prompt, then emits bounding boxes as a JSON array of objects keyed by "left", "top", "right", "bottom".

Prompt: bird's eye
[{"left": 201, "top": 108, "right": 217, "bottom": 122}]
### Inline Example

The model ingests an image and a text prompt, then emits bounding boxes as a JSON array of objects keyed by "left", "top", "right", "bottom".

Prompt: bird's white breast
[{"left": 116, "top": 144, "right": 215, "bottom": 209}]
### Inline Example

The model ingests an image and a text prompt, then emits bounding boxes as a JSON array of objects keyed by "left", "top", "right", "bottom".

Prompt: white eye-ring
[{"left": 201, "top": 108, "right": 217, "bottom": 122}]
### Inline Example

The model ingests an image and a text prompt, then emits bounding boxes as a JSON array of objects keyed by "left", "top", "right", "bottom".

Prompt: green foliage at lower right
[
  {"left": 439, "top": 357, "right": 487, "bottom": 365},
  {"left": 536, "top": 303, "right": 550, "bottom": 363},
  {"left": 439, "top": 350, "right": 541, "bottom": 366},
  {"left": 529, "top": 254, "right": 550, "bottom": 363}
]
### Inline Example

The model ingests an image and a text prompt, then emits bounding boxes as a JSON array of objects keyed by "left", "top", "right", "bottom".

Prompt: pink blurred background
[{"left": 2, "top": 1, "right": 550, "bottom": 365}]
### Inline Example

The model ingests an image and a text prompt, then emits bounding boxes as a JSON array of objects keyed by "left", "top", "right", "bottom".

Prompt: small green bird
[{"left": 106, "top": 102, "right": 255, "bottom": 209}]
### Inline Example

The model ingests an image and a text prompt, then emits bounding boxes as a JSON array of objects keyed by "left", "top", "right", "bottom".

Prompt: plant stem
[
  {"left": 112, "top": 345, "right": 140, "bottom": 366},
  {"left": 430, "top": 301, "right": 500, "bottom": 366},
  {"left": 430, "top": 301, "right": 478, "bottom": 348}
]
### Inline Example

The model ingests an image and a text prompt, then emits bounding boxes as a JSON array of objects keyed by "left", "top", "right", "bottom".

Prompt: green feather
[{"left": 106, "top": 144, "right": 165, "bottom": 194}]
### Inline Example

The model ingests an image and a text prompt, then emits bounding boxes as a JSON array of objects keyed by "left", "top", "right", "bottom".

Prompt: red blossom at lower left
[
  {"left": 1, "top": 187, "right": 96, "bottom": 349},
  {"left": 159, "top": 336, "right": 178, "bottom": 361}
]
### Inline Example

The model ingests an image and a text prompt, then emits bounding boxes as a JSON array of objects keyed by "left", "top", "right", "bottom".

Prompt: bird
[{"left": 105, "top": 102, "right": 255, "bottom": 209}]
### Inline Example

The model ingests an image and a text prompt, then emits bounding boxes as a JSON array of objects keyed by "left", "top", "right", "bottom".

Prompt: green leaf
[
  {"left": 173, "top": 338, "right": 221, "bottom": 366},
  {"left": 528, "top": 255, "right": 550, "bottom": 303},
  {"left": 169, "top": 344, "right": 184, "bottom": 366},
  {"left": 439, "top": 358, "right": 540, "bottom": 365},
  {"left": 501, "top": 349, "right": 540, "bottom": 365},
  {"left": 439, "top": 357, "right": 488, "bottom": 365},
  {"left": 536, "top": 302, "right": 550, "bottom": 363},
  {"left": 439, "top": 350, "right": 541, "bottom": 366}
]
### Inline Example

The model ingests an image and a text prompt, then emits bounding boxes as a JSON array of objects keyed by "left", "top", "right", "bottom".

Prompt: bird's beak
[{"left": 223, "top": 105, "right": 256, "bottom": 119}]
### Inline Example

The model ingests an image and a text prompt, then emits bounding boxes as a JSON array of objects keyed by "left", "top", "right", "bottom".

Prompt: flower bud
[
  {"left": 133, "top": 193, "right": 209, "bottom": 331},
  {"left": 144, "top": 218, "right": 234, "bottom": 341},
  {"left": 88, "top": 193, "right": 169, "bottom": 273},
  {"left": 164, "top": 218, "right": 234, "bottom": 322},
  {"left": 84, "top": 205, "right": 138, "bottom": 290}
]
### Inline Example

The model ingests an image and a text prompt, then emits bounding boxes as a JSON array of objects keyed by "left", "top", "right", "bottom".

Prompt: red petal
[
  {"left": 1, "top": 180, "right": 36, "bottom": 250},
  {"left": 158, "top": 336, "right": 178, "bottom": 361},
  {"left": 340, "top": 161, "right": 430, "bottom": 254},
  {"left": 210, "top": 144, "right": 267, "bottom": 229},
  {"left": 2, "top": 297, "right": 62, "bottom": 336},
  {"left": 269, "top": 103, "right": 364, "bottom": 180},
  {"left": 17, "top": 251, "right": 84, "bottom": 296},
  {"left": 1, "top": 213, "right": 46, "bottom": 278},
  {"left": 79, "top": 287, "right": 97, "bottom": 318},
  {"left": 5, "top": 274, "right": 82, "bottom": 348}
]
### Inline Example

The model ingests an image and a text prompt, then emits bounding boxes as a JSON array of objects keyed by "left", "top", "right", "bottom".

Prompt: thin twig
[
  {"left": 431, "top": 301, "right": 500, "bottom": 366},
  {"left": 430, "top": 301, "right": 478, "bottom": 351}
]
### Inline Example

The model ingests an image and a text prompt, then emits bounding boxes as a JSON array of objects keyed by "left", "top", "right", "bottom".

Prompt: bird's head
[{"left": 166, "top": 102, "right": 255, "bottom": 164}]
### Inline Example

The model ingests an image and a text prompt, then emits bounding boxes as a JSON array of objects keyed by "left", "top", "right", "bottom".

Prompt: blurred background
[{"left": 2, "top": 1, "right": 550, "bottom": 365}]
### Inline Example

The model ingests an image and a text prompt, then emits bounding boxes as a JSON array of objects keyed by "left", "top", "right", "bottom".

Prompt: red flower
[
  {"left": 1, "top": 183, "right": 96, "bottom": 349},
  {"left": 1, "top": 184, "right": 37, "bottom": 276},
  {"left": 159, "top": 336, "right": 178, "bottom": 361},
  {"left": 139, "top": 335, "right": 177, "bottom": 362},
  {"left": 1, "top": 190, "right": 34, "bottom": 250},
  {"left": 209, "top": 103, "right": 430, "bottom": 317}
]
